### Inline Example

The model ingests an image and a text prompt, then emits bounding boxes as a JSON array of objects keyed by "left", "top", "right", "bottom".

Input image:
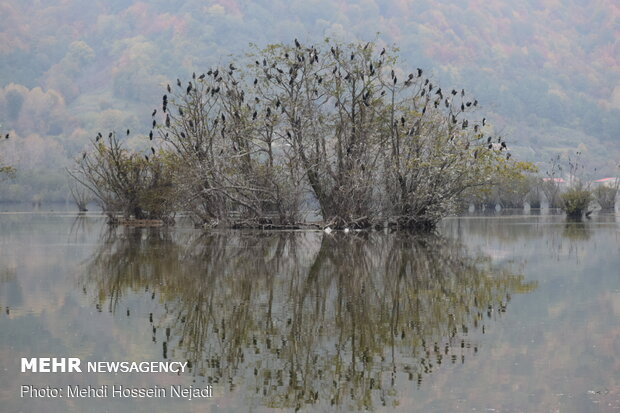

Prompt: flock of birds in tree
[{"left": 86, "top": 38, "right": 511, "bottom": 164}]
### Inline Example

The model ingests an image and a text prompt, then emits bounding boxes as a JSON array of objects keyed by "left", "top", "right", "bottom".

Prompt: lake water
[{"left": 0, "top": 211, "right": 618, "bottom": 412}]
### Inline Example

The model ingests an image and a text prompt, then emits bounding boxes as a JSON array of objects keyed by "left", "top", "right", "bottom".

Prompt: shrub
[
  {"left": 68, "top": 133, "right": 177, "bottom": 223},
  {"left": 593, "top": 185, "right": 617, "bottom": 210},
  {"left": 560, "top": 187, "right": 592, "bottom": 218}
]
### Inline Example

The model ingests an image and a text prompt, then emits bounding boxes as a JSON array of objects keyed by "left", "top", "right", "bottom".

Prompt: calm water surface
[{"left": 0, "top": 212, "right": 618, "bottom": 412}]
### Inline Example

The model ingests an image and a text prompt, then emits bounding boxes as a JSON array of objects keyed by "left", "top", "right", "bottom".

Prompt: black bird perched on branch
[
  {"left": 252, "top": 111, "right": 257, "bottom": 120},
  {"left": 144, "top": 155, "right": 149, "bottom": 161},
  {"left": 4, "top": 134, "right": 9, "bottom": 139},
  {"left": 417, "top": 68, "right": 423, "bottom": 77},
  {"left": 380, "top": 47, "right": 386, "bottom": 56},
  {"left": 152, "top": 120, "right": 156, "bottom": 128},
  {"left": 482, "top": 118, "right": 486, "bottom": 126},
  {"left": 167, "top": 84, "right": 171, "bottom": 93},
  {"left": 152, "top": 109, "right": 157, "bottom": 117},
  {"left": 149, "top": 131, "right": 153, "bottom": 140},
  {"left": 198, "top": 73, "right": 205, "bottom": 80},
  {"left": 151, "top": 147, "right": 155, "bottom": 155},
  {"left": 165, "top": 114, "right": 170, "bottom": 128},
  {"left": 126, "top": 129, "right": 130, "bottom": 135},
  {"left": 186, "top": 83, "right": 192, "bottom": 94},
  {"left": 177, "top": 79, "right": 182, "bottom": 87},
  {"left": 295, "top": 38, "right": 301, "bottom": 48}
]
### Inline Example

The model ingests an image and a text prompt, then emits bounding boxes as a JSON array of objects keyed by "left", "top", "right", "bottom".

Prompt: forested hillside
[{"left": 0, "top": 0, "right": 618, "bottom": 202}]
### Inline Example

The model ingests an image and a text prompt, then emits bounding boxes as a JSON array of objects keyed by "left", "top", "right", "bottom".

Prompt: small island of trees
[{"left": 68, "top": 39, "right": 537, "bottom": 231}]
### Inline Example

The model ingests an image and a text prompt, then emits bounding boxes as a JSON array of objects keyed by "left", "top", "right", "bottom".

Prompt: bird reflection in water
[{"left": 81, "top": 228, "right": 536, "bottom": 411}]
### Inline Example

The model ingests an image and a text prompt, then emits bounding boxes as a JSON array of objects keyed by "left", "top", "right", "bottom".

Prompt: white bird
[
  {"left": 323, "top": 227, "right": 333, "bottom": 234},
  {"left": 343, "top": 228, "right": 350, "bottom": 234}
]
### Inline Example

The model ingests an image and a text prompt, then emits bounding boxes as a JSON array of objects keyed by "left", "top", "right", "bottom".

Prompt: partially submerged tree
[
  {"left": 540, "top": 154, "right": 563, "bottom": 208},
  {"left": 154, "top": 39, "right": 523, "bottom": 229},
  {"left": 592, "top": 179, "right": 618, "bottom": 210},
  {"left": 559, "top": 152, "right": 593, "bottom": 219},
  {"left": 71, "top": 39, "right": 530, "bottom": 231},
  {"left": 561, "top": 186, "right": 592, "bottom": 218},
  {"left": 0, "top": 130, "right": 15, "bottom": 181},
  {"left": 68, "top": 178, "right": 91, "bottom": 212},
  {"left": 155, "top": 67, "right": 304, "bottom": 227},
  {"left": 68, "top": 132, "right": 177, "bottom": 223}
]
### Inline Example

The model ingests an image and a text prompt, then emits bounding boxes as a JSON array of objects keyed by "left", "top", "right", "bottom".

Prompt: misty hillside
[{"left": 0, "top": 0, "right": 619, "bottom": 201}]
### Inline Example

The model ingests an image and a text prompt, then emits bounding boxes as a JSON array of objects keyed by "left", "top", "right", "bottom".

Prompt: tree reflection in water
[{"left": 81, "top": 229, "right": 537, "bottom": 410}]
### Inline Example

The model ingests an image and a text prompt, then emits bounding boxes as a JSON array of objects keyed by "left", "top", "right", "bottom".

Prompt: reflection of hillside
[{"left": 82, "top": 229, "right": 536, "bottom": 411}]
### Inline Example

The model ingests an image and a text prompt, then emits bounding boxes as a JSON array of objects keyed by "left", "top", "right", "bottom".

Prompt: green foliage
[
  {"left": 593, "top": 185, "right": 617, "bottom": 210},
  {"left": 460, "top": 160, "right": 538, "bottom": 210},
  {"left": 560, "top": 187, "right": 592, "bottom": 218},
  {"left": 152, "top": 39, "right": 525, "bottom": 229},
  {"left": 69, "top": 134, "right": 177, "bottom": 222}
]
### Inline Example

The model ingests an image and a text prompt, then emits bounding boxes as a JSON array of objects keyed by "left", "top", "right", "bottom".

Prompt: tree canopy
[{"left": 72, "top": 39, "right": 532, "bottom": 230}]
